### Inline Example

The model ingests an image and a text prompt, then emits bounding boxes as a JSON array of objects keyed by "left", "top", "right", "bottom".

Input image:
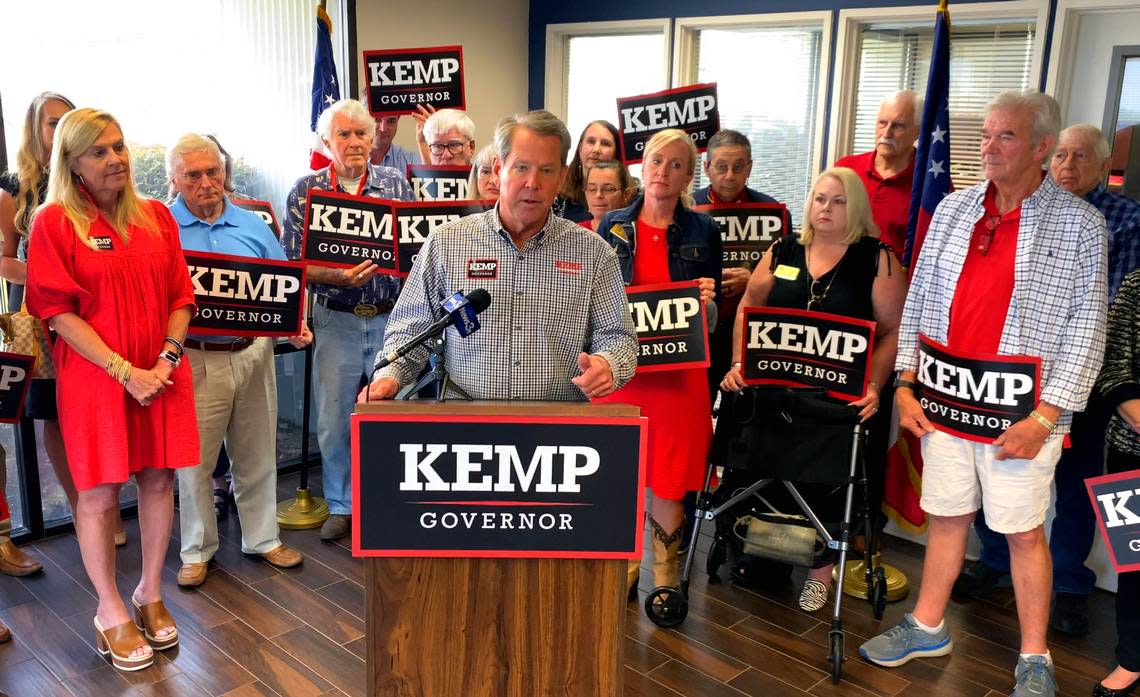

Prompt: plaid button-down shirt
[
  {"left": 374, "top": 207, "right": 638, "bottom": 400},
  {"left": 1085, "top": 184, "right": 1140, "bottom": 301},
  {"left": 281, "top": 164, "right": 413, "bottom": 304},
  {"left": 897, "top": 175, "right": 1108, "bottom": 432}
]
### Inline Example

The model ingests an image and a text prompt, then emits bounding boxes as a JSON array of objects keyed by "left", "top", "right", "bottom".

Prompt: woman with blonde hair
[
  {"left": 467, "top": 144, "right": 499, "bottom": 201},
  {"left": 721, "top": 166, "right": 906, "bottom": 612},
  {"left": 26, "top": 108, "right": 199, "bottom": 671},
  {"left": 595, "top": 128, "right": 721, "bottom": 608}
]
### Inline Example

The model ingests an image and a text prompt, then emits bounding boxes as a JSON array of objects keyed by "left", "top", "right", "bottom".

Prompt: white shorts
[{"left": 919, "top": 429, "right": 1063, "bottom": 534}]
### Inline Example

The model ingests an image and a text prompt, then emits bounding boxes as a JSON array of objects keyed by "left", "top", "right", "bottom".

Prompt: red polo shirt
[{"left": 834, "top": 150, "right": 914, "bottom": 260}]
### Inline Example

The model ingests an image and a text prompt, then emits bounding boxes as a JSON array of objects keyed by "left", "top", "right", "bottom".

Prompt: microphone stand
[{"left": 403, "top": 333, "right": 471, "bottom": 402}]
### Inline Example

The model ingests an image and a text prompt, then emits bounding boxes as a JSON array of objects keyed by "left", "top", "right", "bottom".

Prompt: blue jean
[
  {"left": 312, "top": 302, "right": 389, "bottom": 515},
  {"left": 974, "top": 394, "right": 1109, "bottom": 594}
]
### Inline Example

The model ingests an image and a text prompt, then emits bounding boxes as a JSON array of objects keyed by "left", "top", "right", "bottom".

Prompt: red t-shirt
[
  {"left": 834, "top": 150, "right": 914, "bottom": 260},
  {"left": 947, "top": 183, "right": 1020, "bottom": 354},
  {"left": 579, "top": 219, "right": 595, "bottom": 231},
  {"left": 632, "top": 219, "right": 671, "bottom": 285}
]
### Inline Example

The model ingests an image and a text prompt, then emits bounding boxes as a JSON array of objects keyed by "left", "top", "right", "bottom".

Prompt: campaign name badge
[
  {"left": 407, "top": 164, "right": 472, "bottom": 201},
  {"left": 301, "top": 189, "right": 401, "bottom": 273},
  {"left": 230, "top": 198, "right": 282, "bottom": 237},
  {"left": 1086, "top": 469, "right": 1140, "bottom": 573},
  {"left": 393, "top": 200, "right": 493, "bottom": 274},
  {"left": 693, "top": 202, "right": 787, "bottom": 267},
  {"left": 467, "top": 258, "right": 498, "bottom": 280},
  {"left": 616, "top": 82, "right": 719, "bottom": 165},
  {"left": 741, "top": 307, "right": 875, "bottom": 401},
  {"left": 364, "top": 45, "right": 465, "bottom": 115},
  {"left": 0, "top": 352, "right": 34, "bottom": 424},
  {"left": 89, "top": 236, "right": 114, "bottom": 251},
  {"left": 626, "top": 281, "right": 709, "bottom": 372},
  {"left": 915, "top": 334, "right": 1041, "bottom": 443},
  {"left": 185, "top": 251, "right": 307, "bottom": 337}
]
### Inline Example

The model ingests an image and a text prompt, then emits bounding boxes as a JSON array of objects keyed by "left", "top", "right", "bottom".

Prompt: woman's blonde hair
[
  {"left": 46, "top": 108, "right": 159, "bottom": 242},
  {"left": 468, "top": 144, "right": 497, "bottom": 198},
  {"left": 798, "top": 167, "right": 879, "bottom": 246},
  {"left": 14, "top": 92, "right": 76, "bottom": 235},
  {"left": 642, "top": 129, "right": 698, "bottom": 209}
]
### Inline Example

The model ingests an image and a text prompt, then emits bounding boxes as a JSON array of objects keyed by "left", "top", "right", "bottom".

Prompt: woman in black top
[{"left": 721, "top": 166, "right": 906, "bottom": 612}]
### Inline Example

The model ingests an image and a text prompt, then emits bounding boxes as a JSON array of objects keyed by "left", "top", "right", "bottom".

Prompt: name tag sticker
[
  {"left": 89, "top": 236, "right": 114, "bottom": 251},
  {"left": 774, "top": 264, "right": 800, "bottom": 281}
]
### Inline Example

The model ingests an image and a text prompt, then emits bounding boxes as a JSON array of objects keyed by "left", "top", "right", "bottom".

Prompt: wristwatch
[{"left": 894, "top": 377, "right": 918, "bottom": 392}]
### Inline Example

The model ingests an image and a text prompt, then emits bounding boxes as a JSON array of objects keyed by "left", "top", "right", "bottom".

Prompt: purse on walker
[
  {"left": 734, "top": 512, "right": 823, "bottom": 568},
  {"left": 0, "top": 308, "right": 56, "bottom": 379}
]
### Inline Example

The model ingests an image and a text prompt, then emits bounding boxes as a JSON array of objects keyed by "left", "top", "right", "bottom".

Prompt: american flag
[{"left": 309, "top": 3, "right": 340, "bottom": 170}]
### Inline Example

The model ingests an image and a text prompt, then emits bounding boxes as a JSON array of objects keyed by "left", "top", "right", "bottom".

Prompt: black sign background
[
  {"left": 406, "top": 164, "right": 472, "bottom": 201},
  {"left": 916, "top": 334, "right": 1041, "bottom": 443},
  {"left": 364, "top": 45, "right": 465, "bottom": 115},
  {"left": 185, "top": 252, "right": 306, "bottom": 337},
  {"left": 626, "top": 281, "right": 709, "bottom": 372},
  {"left": 741, "top": 307, "right": 875, "bottom": 401},
  {"left": 393, "top": 200, "right": 493, "bottom": 274},
  {"left": 0, "top": 352, "right": 34, "bottom": 424},
  {"left": 230, "top": 198, "right": 281, "bottom": 238},
  {"left": 351, "top": 415, "right": 646, "bottom": 558},
  {"left": 1086, "top": 469, "right": 1140, "bottom": 573},
  {"left": 694, "top": 203, "right": 787, "bottom": 267},
  {"left": 617, "top": 83, "right": 720, "bottom": 164},
  {"left": 301, "top": 189, "right": 400, "bottom": 272}
]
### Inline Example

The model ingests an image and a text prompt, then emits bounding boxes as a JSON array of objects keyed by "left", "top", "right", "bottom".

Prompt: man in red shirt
[{"left": 835, "top": 90, "right": 921, "bottom": 260}]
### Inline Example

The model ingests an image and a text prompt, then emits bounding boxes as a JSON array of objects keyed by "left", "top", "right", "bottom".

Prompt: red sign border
[
  {"left": 229, "top": 197, "right": 282, "bottom": 238},
  {"left": 616, "top": 81, "right": 720, "bottom": 165},
  {"left": 1085, "top": 468, "right": 1140, "bottom": 574},
  {"left": 350, "top": 413, "right": 648, "bottom": 559},
  {"left": 626, "top": 279, "right": 711, "bottom": 373},
  {"left": 362, "top": 45, "right": 466, "bottom": 116},
  {"left": 300, "top": 188, "right": 404, "bottom": 274},
  {"left": 184, "top": 250, "right": 308, "bottom": 338},
  {"left": 0, "top": 351, "right": 35, "bottom": 425}
]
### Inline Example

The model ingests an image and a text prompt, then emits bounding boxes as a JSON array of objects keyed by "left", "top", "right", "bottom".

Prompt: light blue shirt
[{"left": 379, "top": 142, "right": 420, "bottom": 177}]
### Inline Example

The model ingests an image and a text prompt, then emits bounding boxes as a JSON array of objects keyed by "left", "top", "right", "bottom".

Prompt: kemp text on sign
[
  {"left": 185, "top": 251, "right": 306, "bottom": 337},
  {"left": 351, "top": 414, "right": 647, "bottom": 558},
  {"left": 741, "top": 307, "right": 875, "bottom": 401},
  {"left": 301, "top": 189, "right": 401, "bottom": 273},
  {"left": 1086, "top": 469, "right": 1140, "bottom": 573},
  {"left": 0, "top": 352, "right": 34, "bottom": 424},
  {"left": 617, "top": 82, "right": 719, "bottom": 165},
  {"left": 364, "top": 45, "right": 465, "bottom": 115},
  {"left": 694, "top": 202, "right": 787, "bottom": 267},
  {"left": 916, "top": 334, "right": 1041, "bottom": 444},
  {"left": 406, "top": 164, "right": 472, "bottom": 201},
  {"left": 393, "top": 200, "right": 494, "bottom": 274},
  {"left": 625, "top": 281, "right": 710, "bottom": 372},
  {"left": 230, "top": 198, "right": 281, "bottom": 237}
]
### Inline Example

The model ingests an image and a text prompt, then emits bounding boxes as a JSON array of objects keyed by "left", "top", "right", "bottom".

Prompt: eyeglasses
[
  {"left": 808, "top": 278, "right": 830, "bottom": 311},
  {"left": 585, "top": 185, "right": 620, "bottom": 195},
  {"left": 428, "top": 140, "right": 470, "bottom": 155},
  {"left": 711, "top": 163, "right": 750, "bottom": 175},
  {"left": 975, "top": 214, "right": 1002, "bottom": 255},
  {"left": 179, "top": 168, "right": 223, "bottom": 183}
]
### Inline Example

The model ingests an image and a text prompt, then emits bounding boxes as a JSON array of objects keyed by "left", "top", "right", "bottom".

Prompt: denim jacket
[{"left": 596, "top": 195, "right": 723, "bottom": 301}]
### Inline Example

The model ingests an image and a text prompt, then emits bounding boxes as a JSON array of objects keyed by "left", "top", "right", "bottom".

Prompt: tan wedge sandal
[
  {"left": 132, "top": 598, "right": 178, "bottom": 651},
  {"left": 94, "top": 617, "right": 154, "bottom": 671}
]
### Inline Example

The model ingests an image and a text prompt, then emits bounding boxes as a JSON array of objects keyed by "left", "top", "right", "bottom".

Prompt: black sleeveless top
[{"left": 765, "top": 235, "right": 892, "bottom": 322}]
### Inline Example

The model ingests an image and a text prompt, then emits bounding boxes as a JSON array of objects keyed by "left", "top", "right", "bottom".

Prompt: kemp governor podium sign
[{"left": 352, "top": 414, "right": 647, "bottom": 558}]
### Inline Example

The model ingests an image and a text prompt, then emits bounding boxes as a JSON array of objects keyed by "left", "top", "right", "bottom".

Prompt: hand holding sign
[
  {"left": 848, "top": 381, "right": 881, "bottom": 423},
  {"left": 721, "top": 267, "right": 750, "bottom": 299},
  {"left": 289, "top": 323, "right": 314, "bottom": 349},
  {"left": 697, "top": 277, "right": 716, "bottom": 304},
  {"left": 993, "top": 404, "right": 1057, "bottom": 460},
  {"left": 721, "top": 362, "right": 747, "bottom": 393},
  {"left": 571, "top": 352, "right": 615, "bottom": 400},
  {"left": 895, "top": 383, "right": 935, "bottom": 438},
  {"left": 342, "top": 260, "right": 379, "bottom": 287}
]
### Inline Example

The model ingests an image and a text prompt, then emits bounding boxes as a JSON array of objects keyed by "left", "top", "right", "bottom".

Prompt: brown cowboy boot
[
  {"left": 627, "top": 558, "right": 641, "bottom": 602},
  {"left": 649, "top": 517, "right": 683, "bottom": 590}
]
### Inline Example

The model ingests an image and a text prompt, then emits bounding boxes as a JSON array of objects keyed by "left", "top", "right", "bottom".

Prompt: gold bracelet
[
  {"left": 118, "top": 360, "right": 132, "bottom": 385},
  {"left": 1028, "top": 410, "right": 1055, "bottom": 432}
]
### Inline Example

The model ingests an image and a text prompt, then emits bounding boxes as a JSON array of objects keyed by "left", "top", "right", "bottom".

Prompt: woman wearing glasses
[
  {"left": 721, "top": 166, "right": 906, "bottom": 612},
  {"left": 580, "top": 160, "right": 635, "bottom": 231}
]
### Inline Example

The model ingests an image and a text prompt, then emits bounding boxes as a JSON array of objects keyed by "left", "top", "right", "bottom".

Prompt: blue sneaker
[
  {"left": 858, "top": 613, "right": 953, "bottom": 667},
  {"left": 1011, "top": 655, "right": 1056, "bottom": 697}
]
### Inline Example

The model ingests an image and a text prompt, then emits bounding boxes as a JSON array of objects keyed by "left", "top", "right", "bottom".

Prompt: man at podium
[{"left": 360, "top": 110, "right": 638, "bottom": 402}]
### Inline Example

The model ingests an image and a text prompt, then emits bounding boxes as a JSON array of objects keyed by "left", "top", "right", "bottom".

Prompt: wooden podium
[{"left": 352, "top": 401, "right": 645, "bottom": 697}]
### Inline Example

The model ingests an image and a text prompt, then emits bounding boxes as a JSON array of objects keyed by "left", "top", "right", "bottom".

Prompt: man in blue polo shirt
[{"left": 168, "top": 134, "right": 311, "bottom": 588}]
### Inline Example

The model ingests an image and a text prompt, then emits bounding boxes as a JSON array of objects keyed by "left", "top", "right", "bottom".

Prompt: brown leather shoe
[
  {"left": 0, "top": 618, "right": 10, "bottom": 643},
  {"left": 258, "top": 544, "right": 303, "bottom": 569},
  {"left": 177, "top": 562, "right": 208, "bottom": 588},
  {"left": 0, "top": 540, "right": 43, "bottom": 577}
]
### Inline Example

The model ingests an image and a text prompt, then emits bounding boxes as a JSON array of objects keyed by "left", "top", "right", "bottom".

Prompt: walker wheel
[
  {"left": 828, "top": 629, "right": 844, "bottom": 683},
  {"left": 871, "top": 567, "right": 888, "bottom": 620},
  {"left": 644, "top": 586, "right": 688, "bottom": 628}
]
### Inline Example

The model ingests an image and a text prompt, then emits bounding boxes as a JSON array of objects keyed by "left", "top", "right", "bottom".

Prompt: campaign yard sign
[
  {"left": 916, "top": 334, "right": 1041, "bottom": 443},
  {"left": 393, "top": 200, "right": 494, "bottom": 274},
  {"left": 616, "top": 83, "right": 719, "bottom": 164},
  {"left": 407, "top": 164, "right": 472, "bottom": 201},
  {"left": 1086, "top": 469, "right": 1140, "bottom": 573},
  {"left": 185, "top": 252, "right": 306, "bottom": 337},
  {"left": 741, "top": 307, "right": 875, "bottom": 401},
  {"left": 301, "top": 190, "right": 400, "bottom": 272},
  {"left": 694, "top": 202, "right": 787, "bottom": 267},
  {"left": 230, "top": 198, "right": 281, "bottom": 237},
  {"left": 626, "top": 281, "right": 709, "bottom": 372},
  {"left": 0, "top": 352, "right": 34, "bottom": 424},
  {"left": 363, "top": 45, "right": 465, "bottom": 115}
]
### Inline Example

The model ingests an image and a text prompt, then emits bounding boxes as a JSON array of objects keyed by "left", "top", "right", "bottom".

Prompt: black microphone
[{"left": 373, "top": 289, "right": 491, "bottom": 370}]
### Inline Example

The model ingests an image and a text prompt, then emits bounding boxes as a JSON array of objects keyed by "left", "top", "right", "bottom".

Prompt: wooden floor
[{"left": 0, "top": 469, "right": 1119, "bottom": 697}]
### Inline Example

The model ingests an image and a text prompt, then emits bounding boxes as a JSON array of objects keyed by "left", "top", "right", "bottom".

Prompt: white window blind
[{"left": 851, "top": 20, "right": 1036, "bottom": 188}]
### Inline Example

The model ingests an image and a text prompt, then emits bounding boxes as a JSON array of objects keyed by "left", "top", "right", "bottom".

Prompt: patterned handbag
[{"left": 0, "top": 309, "right": 56, "bottom": 379}]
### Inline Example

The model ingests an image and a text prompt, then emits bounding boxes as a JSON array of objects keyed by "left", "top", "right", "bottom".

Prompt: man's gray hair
[
  {"left": 423, "top": 108, "right": 476, "bottom": 143},
  {"left": 166, "top": 133, "right": 223, "bottom": 178},
  {"left": 881, "top": 89, "right": 924, "bottom": 124},
  {"left": 316, "top": 99, "right": 376, "bottom": 141},
  {"left": 494, "top": 110, "right": 572, "bottom": 164},
  {"left": 705, "top": 129, "right": 752, "bottom": 163},
  {"left": 1061, "top": 123, "right": 1111, "bottom": 161},
  {"left": 985, "top": 90, "right": 1062, "bottom": 152}
]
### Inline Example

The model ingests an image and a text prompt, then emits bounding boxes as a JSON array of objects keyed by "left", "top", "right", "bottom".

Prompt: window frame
[{"left": 1046, "top": 0, "right": 1140, "bottom": 126}]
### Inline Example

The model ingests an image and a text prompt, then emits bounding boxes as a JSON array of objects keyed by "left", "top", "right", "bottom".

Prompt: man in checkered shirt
[
  {"left": 361, "top": 110, "right": 638, "bottom": 402},
  {"left": 860, "top": 91, "right": 1107, "bottom": 697}
]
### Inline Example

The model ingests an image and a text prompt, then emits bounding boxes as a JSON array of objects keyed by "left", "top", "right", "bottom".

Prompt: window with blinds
[
  {"left": 850, "top": 20, "right": 1037, "bottom": 188},
  {"left": 690, "top": 25, "right": 823, "bottom": 227}
]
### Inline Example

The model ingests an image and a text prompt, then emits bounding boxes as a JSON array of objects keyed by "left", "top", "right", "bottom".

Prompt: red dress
[
  {"left": 26, "top": 200, "right": 200, "bottom": 491},
  {"left": 600, "top": 219, "right": 712, "bottom": 500}
]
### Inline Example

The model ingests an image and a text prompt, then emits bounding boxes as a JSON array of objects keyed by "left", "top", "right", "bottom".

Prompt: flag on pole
[
  {"left": 309, "top": 2, "right": 340, "bottom": 170},
  {"left": 882, "top": 0, "right": 952, "bottom": 534}
]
